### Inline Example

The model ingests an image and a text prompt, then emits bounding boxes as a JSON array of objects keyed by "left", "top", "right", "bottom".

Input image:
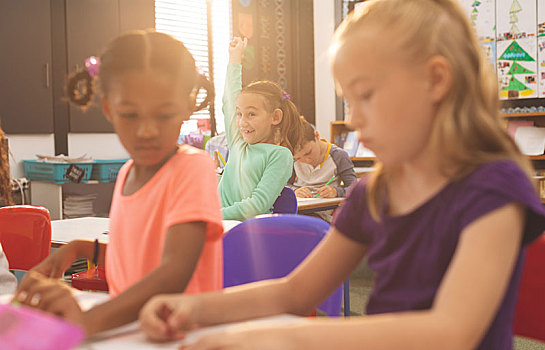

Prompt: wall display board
[{"left": 460, "top": 0, "right": 543, "bottom": 100}]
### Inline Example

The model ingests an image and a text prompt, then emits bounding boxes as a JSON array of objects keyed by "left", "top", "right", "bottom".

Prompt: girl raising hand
[{"left": 219, "top": 37, "right": 304, "bottom": 220}]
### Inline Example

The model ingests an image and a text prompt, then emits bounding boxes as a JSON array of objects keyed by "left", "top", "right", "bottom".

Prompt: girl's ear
[
  {"left": 272, "top": 108, "right": 283, "bottom": 125},
  {"left": 314, "top": 130, "right": 320, "bottom": 141},
  {"left": 101, "top": 97, "right": 113, "bottom": 123},
  {"left": 427, "top": 55, "right": 452, "bottom": 103}
]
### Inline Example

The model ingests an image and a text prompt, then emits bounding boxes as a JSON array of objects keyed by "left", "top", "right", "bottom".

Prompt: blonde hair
[{"left": 332, "top": 0, "right": 535, "bottom": 220}]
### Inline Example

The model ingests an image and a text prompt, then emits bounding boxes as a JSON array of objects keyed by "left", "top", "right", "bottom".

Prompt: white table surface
[
  {"left": 297, "top": 197, "right": 343, "bottom": 212},
  {"left": 51, "top": 218, "right": 242, "bottom": 246},
  {"left": 51, "top": 217, "right": 110, "bottom": 246},
  {"left": 0, "top": 293, "right": 299, "bottom": 349}
]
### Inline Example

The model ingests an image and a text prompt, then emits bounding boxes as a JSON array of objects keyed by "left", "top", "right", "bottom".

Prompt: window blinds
[{"left": 155, "top": 0, "right": 230, "bottom": 132}]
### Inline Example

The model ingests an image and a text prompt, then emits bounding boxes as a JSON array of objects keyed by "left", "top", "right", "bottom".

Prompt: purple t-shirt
[{"left": 333, "top": 160, "right": 545, "bottom": 349}]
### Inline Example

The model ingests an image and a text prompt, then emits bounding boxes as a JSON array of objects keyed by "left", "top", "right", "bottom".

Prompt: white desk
[
  {"left": 80, "top": 314, "right": 300, "bottom": 349},
  {"left": 51, "top": 217, "right": 110, "bottom": 248},
  {"left": 297, "top": 197, "right": 343, "bottom": 214},
  {"left": 0, "top": 293, "right": 299, "bottom": 349},
  {"left": 51, "top": 218, "right": 241, "bottom": 247}
]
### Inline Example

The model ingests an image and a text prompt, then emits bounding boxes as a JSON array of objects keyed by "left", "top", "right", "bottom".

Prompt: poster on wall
[
  {"left": 461, "top": 0, "right": 497, "bottom": 68},
  {"left": 461, "top": 0, "right": 495, "bottom": 40},
  {"left": 538, "top": 2, "right": 545, "bottom": 96},
  {"left": 496, "top": 0, "right": 537, "bottom": 99}
]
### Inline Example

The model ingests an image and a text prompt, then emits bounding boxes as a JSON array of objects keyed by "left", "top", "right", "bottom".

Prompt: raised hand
[{"left": 228, "top": 37, "right": 248, "bottom": 64}]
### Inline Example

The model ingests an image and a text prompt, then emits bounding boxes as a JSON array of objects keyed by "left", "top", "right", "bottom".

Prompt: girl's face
[
  {"left": 235, "top": 93, "right": 282, "bottom": 144},
  {"left": 332, "top": 34, "right": 441, "bottom": 167},
  {"left": 102, "top": 71, "right": 193, "bottom": 167}
]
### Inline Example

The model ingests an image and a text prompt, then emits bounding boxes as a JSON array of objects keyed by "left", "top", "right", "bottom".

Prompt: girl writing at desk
[
  {"left": 140, "top": 1, "right": 545, "bottom": 349},
  {"left": 14, "top": 30, "right": 223, "bottom": 337}
]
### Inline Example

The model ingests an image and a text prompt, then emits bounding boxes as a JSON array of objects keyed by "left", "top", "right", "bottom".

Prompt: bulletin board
[{"left": 460, "top": 0, "right": 545, "bottom": 103}]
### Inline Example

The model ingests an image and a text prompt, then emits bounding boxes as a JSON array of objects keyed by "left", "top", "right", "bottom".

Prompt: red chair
[
  {"left": 513, "top": 234, "right": 545, "bottom": 343},
  {"left": 0, "top": 205, "right": 51, "bottom": 271}
]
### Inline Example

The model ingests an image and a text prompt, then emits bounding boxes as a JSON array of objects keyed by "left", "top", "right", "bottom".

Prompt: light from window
[{"left": 155, "top": 0, "right": 230, "bottom": 134}]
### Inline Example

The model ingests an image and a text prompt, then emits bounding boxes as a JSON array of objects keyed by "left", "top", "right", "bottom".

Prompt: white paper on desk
[
  {"left": 514, "top": 126, "right": 545, "bottom": 156},
  {"left": 81, "top": 315, "right": 301, "bottom": 350}
]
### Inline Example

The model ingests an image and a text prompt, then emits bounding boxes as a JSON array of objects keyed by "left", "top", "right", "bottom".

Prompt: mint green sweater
[{"left": 219, "top": 63, "right": 293, "bottom": 220}]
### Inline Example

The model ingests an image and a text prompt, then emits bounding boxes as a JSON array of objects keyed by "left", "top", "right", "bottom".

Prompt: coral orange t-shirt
[{"left": 106, "top": 146, "right": 223, "bottom": 296}]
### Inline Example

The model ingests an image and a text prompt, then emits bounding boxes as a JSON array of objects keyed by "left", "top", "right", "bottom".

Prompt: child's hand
[
  {"left": 13, "top": 271, "right": 83, "bottom": 325},
  {"left": 30, "top": 243, "right": 78, "bottom": 278},
  {"left": 229, "top": 37, "right": 248, "bottom": 64},
  {"left": 315, "top": 185, "right": 337, "bottom": 198},
  {"left": 294, "top": 187, "right": 313, "bottom": 198},
  {"left": 140, "top": 294, "right": 199, "bottom": 342}
]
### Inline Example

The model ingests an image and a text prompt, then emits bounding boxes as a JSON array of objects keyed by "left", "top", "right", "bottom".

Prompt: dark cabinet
[
  {"left": 0, "top": 0, "right": 154, "bottom": 136},
  {"left": 0, "top": 0, "right": 54, "bottom": 133},
  {"left": 66, "top": 0, "right": 154, "bottom": 133}
]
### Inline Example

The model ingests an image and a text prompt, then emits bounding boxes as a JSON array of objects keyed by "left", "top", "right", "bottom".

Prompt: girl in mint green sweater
[{"left": 219, "top": 37, "right": 304, "bottom": 220}]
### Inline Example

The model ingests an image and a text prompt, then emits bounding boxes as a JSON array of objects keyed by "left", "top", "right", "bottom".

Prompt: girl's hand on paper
[
  {"left": 13, "top": 271, "right": 83, "bottom": 325},
  {"left": 180, "top": 325, "right": 298, "bottom": 350},
  {"left": 140, "top": 294, "right": 199, "bottom": 341},
  {"left": 294, "top": 187, "right": 313, "bottom": 198},
  {"left": 315, "top": 185, "right": 337, "bottom": 198}
]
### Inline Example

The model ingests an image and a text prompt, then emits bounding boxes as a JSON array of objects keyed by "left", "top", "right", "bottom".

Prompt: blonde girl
[
  {"left": 14, "top": 30, "right": 224, "bottom": 337},
  {"left": 220, "top": 37, "right": 304, "bottom": 220},
  {"left": 139, "top": 1, "right": 545, "bottom": 349}
]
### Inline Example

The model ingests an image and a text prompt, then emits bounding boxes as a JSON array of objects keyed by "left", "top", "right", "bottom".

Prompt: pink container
[{"left": 0, "top": 303, "right": 84, "bottom": 350}]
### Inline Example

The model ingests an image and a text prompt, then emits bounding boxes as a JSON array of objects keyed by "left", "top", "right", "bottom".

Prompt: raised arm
[
  {"left": 222, "top": 37, "right": 247, "bottom": 147},
  {"left": 222, "top": 148, "right": 293, "bottom": 220}
]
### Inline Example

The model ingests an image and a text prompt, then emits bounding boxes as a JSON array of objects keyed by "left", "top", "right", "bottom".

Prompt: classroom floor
[{"left": 342, "top": 259, "right": 545, "bottom": 350}]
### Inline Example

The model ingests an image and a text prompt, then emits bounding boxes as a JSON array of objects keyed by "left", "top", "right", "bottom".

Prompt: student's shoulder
[
  {"left": 329, "top": 144, "right": 352, "bottom": 162},
  {"left": 454, "top": 159, "right": 539, "bottom": 211},
  {"left": 172, "top": 145, "right": 215, "bottom": 169},
  {"left": 463, "top": 160, "right": 530, "bottom": 190}
]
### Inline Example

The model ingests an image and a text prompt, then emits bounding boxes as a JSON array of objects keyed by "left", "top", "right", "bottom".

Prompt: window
[{"left": 155, "top": 0, "right": 231, "bottom": 134}]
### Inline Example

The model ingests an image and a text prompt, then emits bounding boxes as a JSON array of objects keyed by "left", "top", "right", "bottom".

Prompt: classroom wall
[
  {"left": 313, "top": 0, "right": 337, "bottom": 139},
  {"left": 67, "top": 134, "right": 128, "bottom": 160},
  {"left": 7, "top": 134, "right": 55, "bottom": 178}
]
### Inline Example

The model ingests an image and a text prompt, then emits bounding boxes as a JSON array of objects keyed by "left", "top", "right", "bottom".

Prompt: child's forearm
[
  {"left": 68, "top": 240, "right": 106, "bottom": 266},
  {"left": 82, "top": 261, "right": 190, "bottom": 336},
  {"left": 193, "top": 278, "right": 301, "bottom": 327},
  {"left": 288, "top": 310, "right": 474, "bottom": 350}
]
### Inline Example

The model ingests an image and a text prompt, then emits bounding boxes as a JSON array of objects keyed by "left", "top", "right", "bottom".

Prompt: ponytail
[
  {"left": 194, "top": 74, "right": 215, "bottom": 112},
  {"left": 278, "top": 98, "right": 304, "bottom": 154},
  {"left": 66, "top": 69, "right": 95, "bottom": 109}
]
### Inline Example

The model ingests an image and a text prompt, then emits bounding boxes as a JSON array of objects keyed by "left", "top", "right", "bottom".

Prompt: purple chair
[
  {"left": 272, "top": 187, "right": 298, "bottom": 214},
  {"left": 223, "top": 214, "right": 349, "bottom": 317}
]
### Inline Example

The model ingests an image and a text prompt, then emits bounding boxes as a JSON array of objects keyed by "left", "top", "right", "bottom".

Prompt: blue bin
[
  {"left": 90, "top": 159, "right": 129, "bottom": 183},
  {"left": 23, "top": 160, "right": 94, "bottom": 184}
]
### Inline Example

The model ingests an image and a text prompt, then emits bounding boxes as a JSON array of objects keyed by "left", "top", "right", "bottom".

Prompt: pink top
[{"left": 106, "top": 146, "right": 223, "bottom": 296}]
